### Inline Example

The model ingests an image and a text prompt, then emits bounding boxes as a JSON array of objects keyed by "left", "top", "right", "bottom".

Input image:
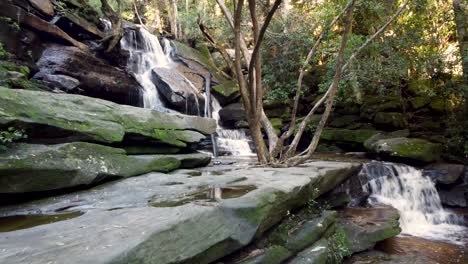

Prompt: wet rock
[
  {"left": 219, "top": 103, "right": 247, "bottom": 127},
  {"left": 423, "top": 163, "right": 465, "bottom": 185},
  {"left": 32, "top": 73, "right": 80, "bottom": 92},
  {"left": 365, "top": 137, "right": 442, "bottom": 164},
  {"left": 287, "top": 238, "right": 328, "bottom": 264},
  {"left": 0, "top": 142, "right": 199, "bottom": 193},
  {"left": 338, "top": 206, "right": 401, "bottom": 254},
  {"left": 151, "top": 67, "right": 204, "bottom": 115},
  {"left": 0, "top": 161, "right": 361, "bottom": 264},
  {"left": 0, "top": 1, "right": 87, "bottom": 50},
  {"left": 439, "top": 184, "right": 468, "bottom": 208},
  {"left": 0, "top": 87, "right": 216, "bottom": 147},
  {"left": 35, "top": 44, "right": 142, "bottom": 106}
]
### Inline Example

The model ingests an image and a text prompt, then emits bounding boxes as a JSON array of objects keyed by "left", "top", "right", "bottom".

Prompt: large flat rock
[
  {"left": 0, "top": 161, "right": 360, "bottom": 264},
  {"left": 0, "top": 87, "right": 216, "bottom": 147},
  {"left": 0, "top": 142, "right": 211, "bottom": 193}
]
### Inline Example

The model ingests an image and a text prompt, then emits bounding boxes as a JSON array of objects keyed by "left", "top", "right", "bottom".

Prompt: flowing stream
[
  {"left": 361, "top": 162, "right": 466, "bottom": 244},
  {"left": 121, "top": 26, "right": 172, "bottom": 111},
  {"left": 121, "top": 27, "right": 253, "bottom": 156}
]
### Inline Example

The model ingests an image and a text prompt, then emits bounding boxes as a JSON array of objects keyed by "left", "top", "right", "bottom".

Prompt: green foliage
[
  {"left": 0, "top": 127, "right": 27, "bottom": 150},
  {"left": 327, "top": 228, "right": 350, "bottom": 263},
  {"left": 0, "top": 42, "right": 7, "bottom": 59}
]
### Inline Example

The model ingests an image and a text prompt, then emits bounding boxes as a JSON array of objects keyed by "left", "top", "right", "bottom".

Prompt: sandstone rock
[
  {"left": 287, "top": 239, "right": 328, "bottom": 264},
  {"left": 0, "top": 1, "right": 87, "bottom": 50},
  {"left": 219, "top": 103, "right": 246, "bottom": 126},
  {"left": 373, "top": 112, "right": 408, "bottom": 130},
  {"left": 365, "top": 137, "right": 442, "bottom": 163},
  {"left": 0, "top": 143, "right": 186, "bottom": 193},
  {"left": 0, "top": 87, "right": 216, "bottom": 147},
  {"left": 320, "top": 129, "right": 381, "bottom": 145},
  {"left": 28, "top": 0, "right": 54, "bottom": 16},
  {"left": 151, "top": 67, "right": 204, "bottom": 115},
  {"left": 329, "top": 115, "right": 361, "bottom": 128},
  {"left": 0, "top": 161, "right": 361, "bottom": 264},
  {"left": 212, "top": 80, "right": 240, "bottom": 106},
  {"left": 338, "top": 206, "right": 401, "bottom": 254},
  {"left": 423, "top": 163, "right": 465, "bottom": 185},
  {"left": 35, "top": 44, "right": 142, "bottom": 106}
]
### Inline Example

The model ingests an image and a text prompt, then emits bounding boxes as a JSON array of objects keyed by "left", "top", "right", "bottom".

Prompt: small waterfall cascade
[
  {"left": 361, "top": 161, "right": 466, "bottom": 243},
  {"left": 120, "top": 26, "right": 173, "bottom": 111},
  {"left": 211, "top": 99, "right": 254, "bottom": 156}
]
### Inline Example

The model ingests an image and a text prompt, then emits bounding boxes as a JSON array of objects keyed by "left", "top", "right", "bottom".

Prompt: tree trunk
[{"left": 453, "top": 0, "right": 468, "bottom": 84}]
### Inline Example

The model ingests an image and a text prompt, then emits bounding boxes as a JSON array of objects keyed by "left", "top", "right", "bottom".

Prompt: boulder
[
  {"left": 219, "top": 103, "right": 246, "bottom": 126},
  {"left": 0, "top": 1, "right": 87, "bottom": 50},
  {"left": 34, "top": 45, "right": 142, "bottom": 106},
  {"left": 429, "top": 98, "right": 447, "bottom": 113},
  {"left": 0, "top": 161, "right": 361, "bottom": 264},
  {"left": 151, "top": 67, "right": 204, "bottom": 115},
  {"left": 287, "top": 239, "right": 328, "bottom": 264},
  {"left": 0, "top": 143, "right": 210, "bottom": 193},
  {"left": 407, "top": 79, "right": 435, "bottom": 96},
  {"left": 32, "top": 73, "right": 80, "bottom": 92},
  {"left": 0, "top": 87, "right": 216, "bottom": 147},
  {"left": 439, "top": 184, "right": 468, "bottom": 208},
  {"left": 365, "top": 137, "right": 442, "bottom": 163},
  {"left": 423, "top": 163, "right": 465, "bottom": 185},
  {"left": 261, "top": 211, "right": 337, "bottom": 253},
  {"left": 212, "top": 80, "right": 240, "bottom": 106},
  {"left": 373, "top": 112, "right": 408, "bottom": 130},
  {"left": 338, "top": 206, "right": 401, "bottom": 254}
]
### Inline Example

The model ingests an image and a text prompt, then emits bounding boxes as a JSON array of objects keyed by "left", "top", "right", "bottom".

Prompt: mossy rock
[
  {"left": 238, "top": 246, "right": 292, "bottom": 264},
  {"left": 0, "top": 142, "right": 184, "bottom": 193},
  {"left": 409, "top": 96, "right": 431, "bottom": 109},
  {"left": 366, "top": 137, "right": 442, "bottom": 163},
  {"left": 212, "top": 80, "right": 240, "bottom": 105},
  {"left": 320, "top": 129, "right": 381, "bottom": 144},
  {"left": 287, "top": 238, "right": 328, "bottom": 264},
  {"left": 0, "top": 87, "right": 216, "bottom": 147},
  {"left": 360, "top": 96, "right": 403, "bottom": 120},
  {"left": 429, "top": 98, "right": 447, "bottom": 113},
  {"left": 338, "top": 207, "right": 401, "bottom": 254},
  {"left": 408, "top": 79, "right": 436, "bottom": 96},
  {"left": 329, "top": 115, "right": 361, "bottom": 128},
  {"left": 373, "top": 112, "right": 408, "bottom": 130}
]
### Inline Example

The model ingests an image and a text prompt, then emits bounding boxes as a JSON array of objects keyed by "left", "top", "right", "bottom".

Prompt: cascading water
[
  {"left": 211, "top": 99, "right": 254, "bottom": 156},
  {"left": 361, "top": 161, "right": 466, "bottom": 244},
  {"left": 120, "top": 26, "right": 173, "bottom": 111},
  {"left": 121, "top": 27, "right": 253, "bottom": 156}
]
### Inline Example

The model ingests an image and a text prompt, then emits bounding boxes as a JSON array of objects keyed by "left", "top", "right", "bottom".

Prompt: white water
[
  {"left": 120, "top": 27, "right": 173, "bottom": 111},
  {"left": 211, "top": 99, "right": 254, "bottom": 156},
  {"left": 361, "top": 162, "right": 466, "bottom": 244},
  {"left": 121, "top": 27, "right": 253, "bottom": 156}
]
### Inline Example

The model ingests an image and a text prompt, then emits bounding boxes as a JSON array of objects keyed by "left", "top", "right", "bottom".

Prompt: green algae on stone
[
  {"left": 373, "top": 112, "right": 408, "bottom": 129},
  {"left": 0, "top": 142, "right": 184, "bottom": 193},
  {"left": 320, "top": 129, "right": 381, "bottom": 144},
  {"left": 238, "top": 246, "right": 293, "bottom": 264},
  {"left": 366, "top": 137, "right": 442, "bottom": 163},
  {"left": 0, "top": 87, "right": 215, "bottom": 146}
]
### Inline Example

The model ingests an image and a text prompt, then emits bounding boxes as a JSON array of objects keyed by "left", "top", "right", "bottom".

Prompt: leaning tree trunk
[{"left": 453, "top": 0, "right": 468, "bottom": 84}]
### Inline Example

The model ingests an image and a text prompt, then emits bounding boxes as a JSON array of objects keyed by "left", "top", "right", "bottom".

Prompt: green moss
[
  {"left": 240, "top": 246, "right": 292, "bottom": 264},
  {"left": 320, "top": 129, "right": 380, "bottom": 144},
  {"left": 373, "top": 112, "right": 408, "bottom": 129},
  {"left": 212, "top": 80, "right": 239, "bottom": 99},
  {"left": 390, "top": 139, "right": 442, "bottom": 162}
]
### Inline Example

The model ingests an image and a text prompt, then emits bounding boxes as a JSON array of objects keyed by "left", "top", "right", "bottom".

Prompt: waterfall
[
  {"left": 120, "top": 26, "right": 173, "bottom": 111},
  {"left": 361, "top": 162, "right": 466, "bottom": 244},
  {"left": 211, "top": 99, "right": 254, "bottom": 156}
]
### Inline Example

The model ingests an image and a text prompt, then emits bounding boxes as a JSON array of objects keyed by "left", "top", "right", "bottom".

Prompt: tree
[{"left": 210, "top": 0, "right": 410, "bottom": 166}]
